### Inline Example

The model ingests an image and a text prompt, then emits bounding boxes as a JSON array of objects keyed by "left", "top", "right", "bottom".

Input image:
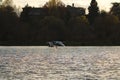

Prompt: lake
[{"left": 0, "top": 46, "right": 120, "bottom": 80}]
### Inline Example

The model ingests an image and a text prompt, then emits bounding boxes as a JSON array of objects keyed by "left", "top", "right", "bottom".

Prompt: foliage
[
  {"left": 2, "top": 0, "right": 13, "bottom": 7},
  {"left": 39, "top": 16, "right": 65, "bottom": 41},
  {"left": 93, "top": 13, "right": 120, "bottom": 41},
  {"left": 0, "top": 5, "right": 19, "bottom": 41},
  {"left": 67, "top": 16, "right": 92, "bottom": 41},
  {"left": 43, "top": 0, "right": 65, "bottom": 19},
  {"left": 110, "top": 3, "right": 120, "bottom": 15},
  {"left": 0, "top": 0, "right": 120, "bottom": 45},
  {"left": 88, "top": 0, "right": 100, "bottom": 24},
  {"left": 43, "top": 0, "right": 65, "bottom": 8},
  {"left": 110, "top": 2, "right": 120, "bottom": 20}
]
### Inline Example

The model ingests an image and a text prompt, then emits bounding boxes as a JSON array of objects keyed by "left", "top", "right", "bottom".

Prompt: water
[{"left": 0, "top": 46, "right": 120, "bottom": 80}]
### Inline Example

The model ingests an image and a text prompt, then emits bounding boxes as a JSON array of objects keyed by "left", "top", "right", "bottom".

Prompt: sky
[{"left": 9, "top": 0, "right": 120, "bottom": 12}]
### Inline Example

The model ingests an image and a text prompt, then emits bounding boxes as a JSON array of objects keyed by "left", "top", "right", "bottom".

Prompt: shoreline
[{"left": 0, "top": 41, "right": 120, "bottom": 46}]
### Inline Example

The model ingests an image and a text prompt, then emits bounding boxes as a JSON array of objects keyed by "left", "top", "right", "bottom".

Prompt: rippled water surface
[{"left": 0, "top": 46, "right": 120, "bottom": 80}]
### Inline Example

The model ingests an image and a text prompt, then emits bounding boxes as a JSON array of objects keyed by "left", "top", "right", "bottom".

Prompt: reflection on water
[{"left": 0, "top": 46, "right": 120, "bottom": 80}]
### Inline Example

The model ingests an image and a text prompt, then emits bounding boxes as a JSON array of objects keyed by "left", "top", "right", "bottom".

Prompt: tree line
[{"left": 0, "top": 0, "right": 120, "bottom": 45}]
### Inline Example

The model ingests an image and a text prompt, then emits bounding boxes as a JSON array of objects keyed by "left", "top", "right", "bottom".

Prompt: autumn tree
[
  {"left": 43, "top": 0, "right": 65, "bottom": 17},
  {"left": 43, "top": 0, "right": 65, "bottom": 8}
]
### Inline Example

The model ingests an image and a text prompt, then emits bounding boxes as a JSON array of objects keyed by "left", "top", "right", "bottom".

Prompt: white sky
[{"left": 12, "top": 0, "right": 120, "bottom": 12}]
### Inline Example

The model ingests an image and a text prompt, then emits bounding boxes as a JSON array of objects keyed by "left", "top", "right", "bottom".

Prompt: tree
[
  {"left": 1, "top": 0, "right": 21, "bottom": 17},
  {"left": 43, "top": 0, "right": 65, "bottom": 18},
  {"left": 93, "top": 14, "right": 120, "bottom": 41},
  {"left": 110, "top": 2, "right": 120, "bottom": 19},
  {"left": 38, "top": 16, "right": 65, "bottom": 41},
  {"left": 67, "top": 16, "right": 92, "bottom": 41},
  {"left": 0, "top": 4, "right": 19, "bottom": 41},
  {"left": 20, "top": 4, "right": 32, "bottom": 21},
  {"left": 2, "top": 0, "right": 13, "bottom": 7},
  {"left": 88, "top": 0, "right": 99, "bottom": 24},
  {"left": 43, "top": 0, "right": 65, "bottom": 8}
]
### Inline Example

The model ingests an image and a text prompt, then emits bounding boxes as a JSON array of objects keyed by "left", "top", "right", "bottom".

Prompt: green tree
[
  {"left": 110, "top": 2, "right": 120, "bottom": 19},
  {"left": 67, "top": 16, "right": 92, "bottom": 41},
  {"left": 20, "top": 5, "right": 32, "bottom": 21},
  {"left": 38, "top": 16, "right": 65, "bottom": 41},
  {"left": 0, "top": 5, "right": 19, "bottom": 41},
  {"left": 93, "top": 14, "right": 120, "bottom": 41},
  {"left": 88, "top": 0, "right": 99, "bottom": 24}
]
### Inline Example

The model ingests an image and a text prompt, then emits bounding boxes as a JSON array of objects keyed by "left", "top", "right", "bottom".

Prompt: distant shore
[{"left": 0, "top": 41, "right": 120, "bottom": 46}]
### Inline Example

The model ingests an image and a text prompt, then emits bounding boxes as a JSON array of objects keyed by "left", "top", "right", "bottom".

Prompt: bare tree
[{"left": 2, "top": 0, "right": 13, "bottom": 7}]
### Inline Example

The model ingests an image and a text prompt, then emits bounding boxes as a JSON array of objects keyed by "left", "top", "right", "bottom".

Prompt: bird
[{"left": 47, "top": 41, "right": 65, "bottom": 47}]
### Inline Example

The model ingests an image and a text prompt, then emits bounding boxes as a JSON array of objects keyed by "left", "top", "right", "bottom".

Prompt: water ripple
[{"left": 0, "top": 46, "right": 120, "bottom": 80}]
